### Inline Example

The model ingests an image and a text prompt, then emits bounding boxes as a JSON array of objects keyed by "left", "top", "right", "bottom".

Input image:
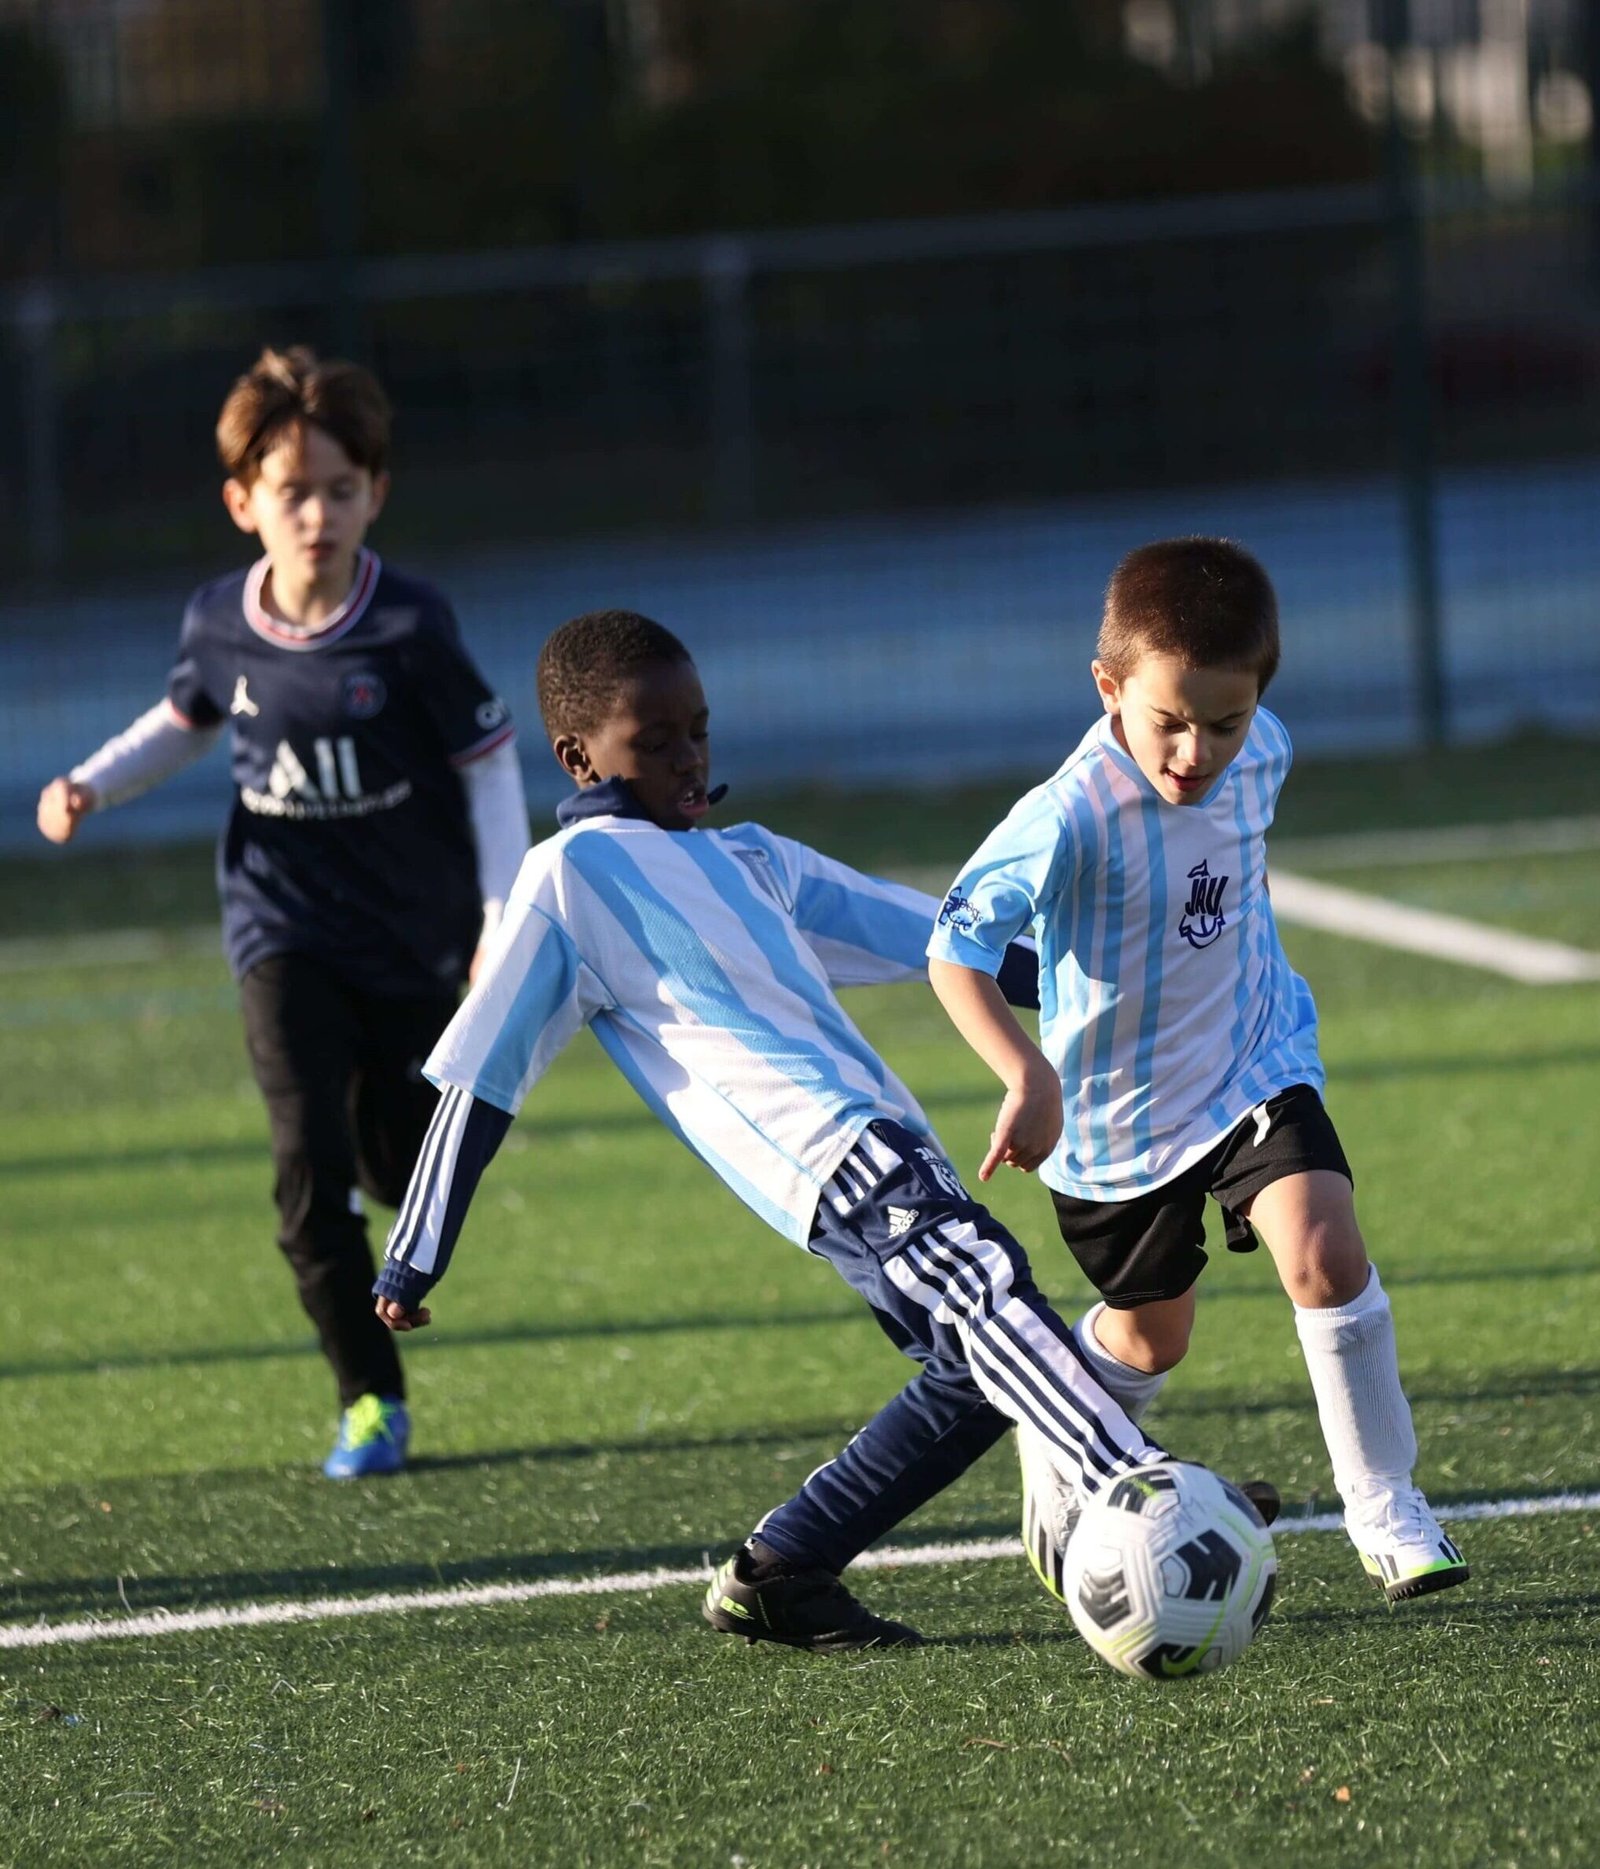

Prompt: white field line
[
  {"left": 1270, "top": 814, "right": 1600, "bottom": 871},
  {"left": 3, "top": 816, "right": 1598, "bottom": 979},
  {"left": 897, "top": 859, "right": 1600, "bottom": 985},
  {"left": 1269, "top": 870, "right": 1600, "bottom": 984},
  {"left": 4, "top": 1487, "right": 1596, "bottom": 1653}
]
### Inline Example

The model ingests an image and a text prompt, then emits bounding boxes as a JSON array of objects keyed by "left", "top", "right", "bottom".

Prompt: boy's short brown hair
[
  {"left": 216, "top": 345, "right": 392, "bottom": 486},
  {"left": 1098, "top": 537, "right": 1280, "bottom": 692}
]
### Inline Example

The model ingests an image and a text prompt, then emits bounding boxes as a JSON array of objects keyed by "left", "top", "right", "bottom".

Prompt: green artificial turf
[{"left": 3, "top": 766, "right": 1598, "bottom": 1867}]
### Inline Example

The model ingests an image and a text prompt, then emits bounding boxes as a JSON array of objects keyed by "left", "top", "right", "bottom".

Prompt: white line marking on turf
[
  {"left": 1270, "top": 814, "right": 1600, "bottom": 871},
  {"left": 4, "top": 1487, "right": 1595, "bottom": 1652},
  {"left": 1269, "top": 871, "right": 1600, "bottom": 984},
  {"left": 897, "top": 857, "right": 1600, "bottom": 985},
  {"left": 5, "top": 815, "right": 1596, "bottom": 978}
]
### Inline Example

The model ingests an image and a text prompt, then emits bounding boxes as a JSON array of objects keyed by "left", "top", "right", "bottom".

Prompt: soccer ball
[{"left": 1062, "top": 1461, "right": 1277, "bottom": 1680}]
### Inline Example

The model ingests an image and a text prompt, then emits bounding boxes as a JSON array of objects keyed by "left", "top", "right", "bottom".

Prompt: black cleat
[
  {"left": 702, "top": 1545, "right": 924, "bottom": 1653},
  {"left": 1235, "top": 1479, "right": 1282, "bottom": 1528}
]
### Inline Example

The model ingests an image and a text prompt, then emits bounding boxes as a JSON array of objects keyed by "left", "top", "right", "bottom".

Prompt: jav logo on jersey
[{"left": 1178, "top": 858, "right": 1229, "bottom": 949}]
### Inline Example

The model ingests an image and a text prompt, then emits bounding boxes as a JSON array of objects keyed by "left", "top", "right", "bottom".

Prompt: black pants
[{"left": 239, "top": 954, "right": 459, "bottom": 1408}]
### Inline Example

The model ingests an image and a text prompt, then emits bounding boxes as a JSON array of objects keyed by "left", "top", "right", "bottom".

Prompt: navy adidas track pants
[{"left": 754, "top": 1119, "right": 1163, "bottom": 1575}]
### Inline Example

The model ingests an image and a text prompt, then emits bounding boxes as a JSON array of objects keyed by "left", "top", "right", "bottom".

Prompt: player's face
[
  {"left": 1093, "top": 654, "right": 1259, "bottom": 806},
  {"left": 223, "top": 422, "right": 388, "bottom": 599},
  {"left": 565, "top": 660, "right": 714, "bottom": 832}
]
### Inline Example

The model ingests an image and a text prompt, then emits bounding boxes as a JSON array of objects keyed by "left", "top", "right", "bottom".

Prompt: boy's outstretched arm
[
  {"left": 37, "top": 700, "right": 221, "bottom": 842},
  {"left": 765, "top": 834, "right": 1040, "bottom": 1005},
  {"left": 927, "top": 957, "right": 1061, "bottom": 1180},
  {"left": 373, "top": 1084, "right": 514, "bottom": 1329}
]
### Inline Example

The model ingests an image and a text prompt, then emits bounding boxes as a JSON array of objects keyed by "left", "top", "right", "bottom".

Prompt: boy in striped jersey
[
  {"left": 374, "top": 609, "right": 1275, "bottom": 1650},
  {"left": 928, "top": 537, "right": 1467, "bottom": 1606}
]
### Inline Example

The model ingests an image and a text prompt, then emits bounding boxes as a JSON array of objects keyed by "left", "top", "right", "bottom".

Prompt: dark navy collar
[{"left": 555, "top": 776, "right": 726, "bottom": 829}]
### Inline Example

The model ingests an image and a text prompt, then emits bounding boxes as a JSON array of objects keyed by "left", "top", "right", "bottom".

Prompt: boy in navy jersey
[
  {"left": 927, "top": 537, "right": 1467, "bottom": 1605},
  {"left": 372, "top": 611, "right": 1277, "bottom": 1652},
  {"left": 37, "top": 347, "right": 529, "bottom": 1479}
]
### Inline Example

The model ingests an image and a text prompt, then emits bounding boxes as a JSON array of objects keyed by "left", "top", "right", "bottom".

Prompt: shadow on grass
[
  {"left": 1168, "top": 1364, "right": 1599, "bottom": 1419},
  {"left": 1278, "top": 1592, "right": 1600, "bottom": 1631},
  {"left": 4, "top": 1291, "right": 1594, "bottom": 1385},
  {"left": 6, "top": 1465, "right": 1594, "bottom": 1629},
  {"left": 11, "top": 1036, "right": 1600, "bottom": 1185},
  {"left": 0, "top": 1535, "right": 720, "bottom": 1623},
  {"left": 0, "top": 1301, "right": 867, "bottom": 1381}
]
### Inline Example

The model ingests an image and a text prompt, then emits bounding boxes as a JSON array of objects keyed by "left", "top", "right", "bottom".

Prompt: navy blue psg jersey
[{"left": 167, "top": 550, "right": 513, "bottom": 997}]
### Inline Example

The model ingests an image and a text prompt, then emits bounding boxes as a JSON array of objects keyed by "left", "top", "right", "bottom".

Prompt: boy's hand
[
  {"left": 37, "top": 777, "right": 96, "bottom": 844},
  {"left": 979, "top": 1063, "right": 1064, "bottom": 1181},
  {"left": 376, "top": 1296, "right": 432, "bottom": 1332}
]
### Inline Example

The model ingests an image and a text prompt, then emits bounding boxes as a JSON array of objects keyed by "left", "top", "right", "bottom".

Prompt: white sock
[
  {"left": 1293, "top": 1265, "right": 1418, "bottom": 1523},
  {"left": 1072, "top": 1303, "right": 1169, "bottom": 1426}
]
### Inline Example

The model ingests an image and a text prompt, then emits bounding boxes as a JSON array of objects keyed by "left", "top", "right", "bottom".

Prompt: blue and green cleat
[{"left": 323, "top": 1394, "right": 409, "bottom": 1479}]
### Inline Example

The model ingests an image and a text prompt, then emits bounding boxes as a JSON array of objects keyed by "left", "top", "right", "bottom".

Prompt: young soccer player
[
  {"left": 36, "top": 346, "right": 529, "bottom": 1480},
  {"left": 372, "top": 609, "right": 1276, "bottom": 1651},
  {"left": 926, "top": 536, "right": 1468, "bottom": 1605}
]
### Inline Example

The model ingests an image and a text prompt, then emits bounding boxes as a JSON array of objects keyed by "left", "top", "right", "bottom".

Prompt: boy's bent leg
[
  {"left": 1078, "top": 1294, "right": 1195, "bottom": 1394},
  {"left": 1247, "top": 1170, "right": 1467, "bottom": 1601},
  {"left": 752, "top": 1355, "right": 1011, "bottom": 1576},
  {"left": 240, "top": 957, "right": 405, "bottom": 1411},
  {"left": 712, "top": 1338, "right": 1004, "bottom": 1650},
  {"left": 811, "top": 1124, "right": 1166, "bottom": 1500},
  {"left": 350, "top": 989, "right": 459, "bottom": 1206},
  {"left": 1047, "top": 1172, "right": 1215, "bottom": 1421}
]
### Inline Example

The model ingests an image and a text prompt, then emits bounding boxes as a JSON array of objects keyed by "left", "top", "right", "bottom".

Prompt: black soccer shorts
[{"left": 1049, "top": 1083, "right": 1353, "bottom": 1309}]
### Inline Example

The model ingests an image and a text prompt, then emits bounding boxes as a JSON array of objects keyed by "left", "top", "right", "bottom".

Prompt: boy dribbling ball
[
  {"left": 927, "top": 536, "right": 1468, "bottom": 1605},
  {"left": 37, "top": 346, "right": 529, "bottom": 1479},
  {"left": 371, "top": 609, "right": 1281, "bottom": 1651}
]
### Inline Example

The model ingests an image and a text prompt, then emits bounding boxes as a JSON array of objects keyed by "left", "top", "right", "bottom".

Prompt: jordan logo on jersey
[
  {"left": 230, "top": 675, "right": 260, "bottom": 717},
  {"left": 1178, "top": 858, "right": 1229, "bottom": 949}
]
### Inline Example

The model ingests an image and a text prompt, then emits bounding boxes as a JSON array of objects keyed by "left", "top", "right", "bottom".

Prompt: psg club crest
[
  {"left": 342, "top": 672, "right": 386, "bottom": 719},
  {"left": 1178, "top": 858, "right": 1229, "bottom": 949}
]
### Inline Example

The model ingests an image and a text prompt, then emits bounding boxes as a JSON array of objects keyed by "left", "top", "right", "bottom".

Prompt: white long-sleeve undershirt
[
  {"left": 69, "top": 702, "right": 529, "bottom": 935},
  {"left": 458, "top": 738, "right": 530, "bottom": 935},
  {"left": 69, "top": 700, "right": 219, "bottom": 808}
]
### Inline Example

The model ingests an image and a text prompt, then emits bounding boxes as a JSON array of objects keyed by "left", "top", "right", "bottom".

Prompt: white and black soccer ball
[{"left": 1063, "top": 1461, "right": 1277, "bottom": 1680}]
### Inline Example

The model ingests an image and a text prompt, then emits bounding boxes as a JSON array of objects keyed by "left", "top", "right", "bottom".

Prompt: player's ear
[
  {"left": 365, "top": 470, "right": 391, "bottom": 524},
  {"left": 221, "top": 478, "right": 259, "bottom": 536},
  {"left": 552, "top": 732, "right": 593, "bottom": 784},
  {"left": 1091, "top": 659, "right": 1121, "bottom": 716}
]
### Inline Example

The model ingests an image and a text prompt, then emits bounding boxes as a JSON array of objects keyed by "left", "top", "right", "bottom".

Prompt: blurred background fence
[{"left": 3, "top": 0, "right": 1598, "bottom": 847}]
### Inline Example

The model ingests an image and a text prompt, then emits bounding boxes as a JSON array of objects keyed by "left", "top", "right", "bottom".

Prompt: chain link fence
[{"left": 3, "top": 1, "right": 1598, "bottom": 846}]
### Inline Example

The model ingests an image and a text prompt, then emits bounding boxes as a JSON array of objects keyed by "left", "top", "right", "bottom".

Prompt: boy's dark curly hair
[{"left": 536, "top": 610, "right": 693, "bottom": 741}]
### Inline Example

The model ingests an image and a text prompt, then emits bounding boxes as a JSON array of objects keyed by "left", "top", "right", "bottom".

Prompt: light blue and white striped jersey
[
  {"left": 926, "top": 706, "right": 1322, "bottom": 1199},
  {"left": 424, "top": 800, "right": 942, "bottom": 1244}
]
